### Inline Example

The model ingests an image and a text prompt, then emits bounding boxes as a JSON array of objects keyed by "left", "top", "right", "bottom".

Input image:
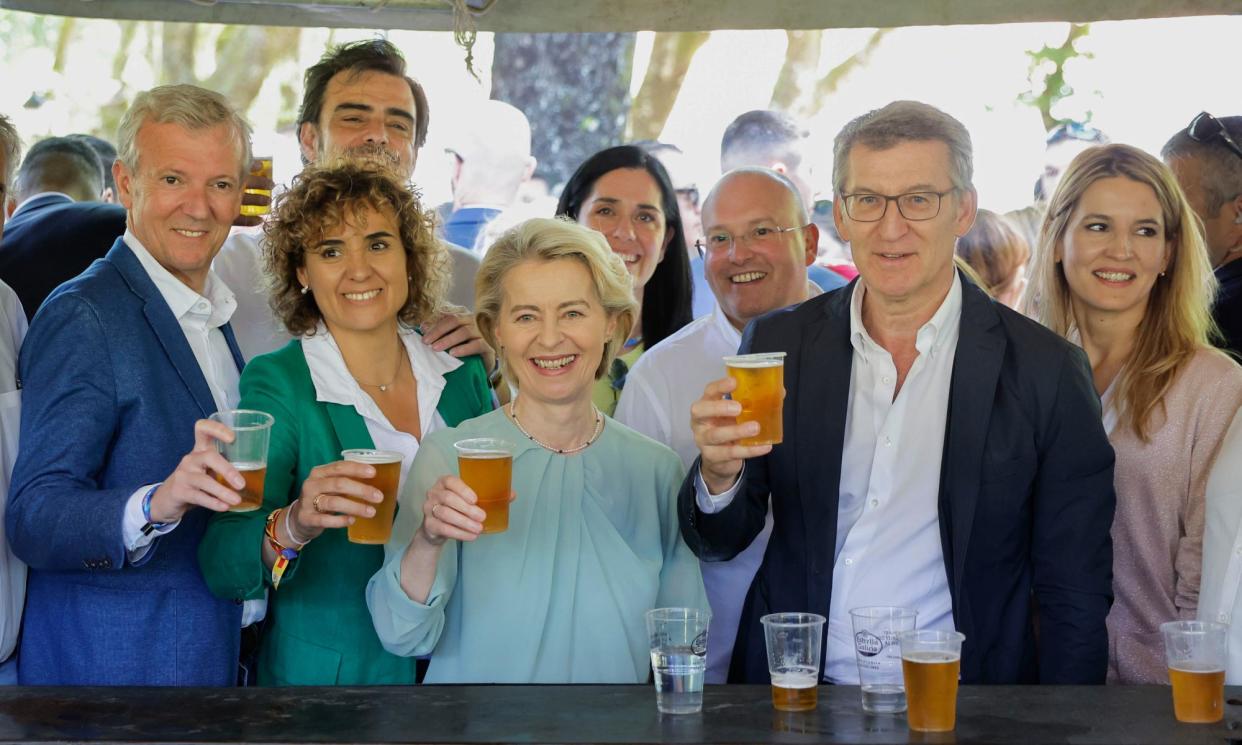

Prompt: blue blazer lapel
[
  {"left": 108, "top": 240, "right": 219, "bottom": 418},
  {"left": 796, "top": 287, "right": 853, "bottom": 610},
  {"left": 939, "top": 273, "right": 1005, "bottom": 600},
  {"left": 221, "top": 322, "right": 246, "bottom": 373}
]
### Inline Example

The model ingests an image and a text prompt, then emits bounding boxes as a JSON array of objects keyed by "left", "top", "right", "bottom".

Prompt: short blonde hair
[
  {"left": 475, "top": 217, "right": 638, "bottom": 382},
  {"left": 116, "top": 84, "right": 252, "bottom": 181},
  {"left": 263, "top": 159, "right": 448, "bottom": 336},
  {"left": 1022, "top": 143, "right": 1219, "bottom": 441}
]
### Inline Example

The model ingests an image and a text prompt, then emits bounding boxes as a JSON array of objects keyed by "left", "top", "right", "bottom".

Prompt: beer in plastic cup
[
  {"left": 724, "top": 352, "right": 785, "bottom": 446},
  {"left": 850, "top": 606, "right": 918, "bottom": 713},
  {"left": 209, "top": 409, "right": 273, "bottom": 512},
  {"left": 454, "top": 438, "right": 515, "bottom": 534},
  {"left": 1161, "top": 620, "right": 1227, "bottom": 723},
  {"left": 760, "top": 612, "right": 826, "bottom": 711},
  {"left": 645, "top": 607, "right": 711, "bottom": 715},
  {"left": 341, "top": 449, "right": 402, "bottom": 544},
  {"left": 898, "top": 629, "right": 965, "bottom": 732},
  {"left": 239, "top": 156, "right": 273, "bottom": 217}
]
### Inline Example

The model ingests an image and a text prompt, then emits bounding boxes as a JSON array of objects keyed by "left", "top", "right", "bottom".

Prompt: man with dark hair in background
[
  {"left": 1163, "top": 113, "right": 1242, "bottom": 356},
  {"left": 214, "top": 38, "right": 488, "bottom": 359},
  {"left": 690, "top": 110, "right": 845, "bottom": 317},
  {"left": 68, "top": 133, "right": 120, "bottom": 203},
  {"left": 0, "top": 136, "right": 126, "bottom": 320}
]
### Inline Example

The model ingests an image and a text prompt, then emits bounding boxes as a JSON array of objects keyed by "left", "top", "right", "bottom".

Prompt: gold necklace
[
  {"left": 353, "top": 343, "right": 406, "bottom": 393},
  {"left": 509, "top": 400, "right": 603, "bottom": 455}
]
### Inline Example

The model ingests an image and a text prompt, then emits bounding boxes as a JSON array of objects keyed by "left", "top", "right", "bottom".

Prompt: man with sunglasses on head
[
  {"left": 678, "top": 101, "right": 1116, "bottom": 685},
  {"left": 1162, "top": 112, "right": 1242, "bottom": 356}
]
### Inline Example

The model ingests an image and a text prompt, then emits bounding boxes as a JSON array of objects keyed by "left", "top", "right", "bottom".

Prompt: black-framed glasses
[
  {"left": 1188, "top": 111, "right": 1242, "bottom": 162},
  {"left": 840, "top": 188, "right": 957, "bottom": 223},
  {"left": 693, "top": 223, "right": 809, "bottom": 259}
]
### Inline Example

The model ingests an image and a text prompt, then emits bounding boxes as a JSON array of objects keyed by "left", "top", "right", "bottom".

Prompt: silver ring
[{"left": 431, "top": 504, "right": 439, "bottom": 519}]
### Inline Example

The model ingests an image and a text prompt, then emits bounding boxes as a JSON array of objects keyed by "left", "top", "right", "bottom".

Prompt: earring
[{"left": 300, "top": 285, "right": 310, "bottom": 295}]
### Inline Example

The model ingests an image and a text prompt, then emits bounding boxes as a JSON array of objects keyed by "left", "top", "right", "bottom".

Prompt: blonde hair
[
  {"left": 956, "top": 209, "right": 1031, "bottom": 299},
  {"left": 475, "top": 217, "right": 638, "bottom": 383},
  {"left": 1022, "top": 143, "right": 1219, "bottom": 441},
  {"left": 263, "top": 159, "right": 448, "bottom": 336},
  {"left": 116, "top": 84, "right": 252, "bottom": 181}
]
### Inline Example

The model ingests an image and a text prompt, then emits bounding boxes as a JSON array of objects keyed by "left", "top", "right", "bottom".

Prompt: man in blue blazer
[
  {"left": 679, "top": 101, "right": 1116, "bottom": 685},
  {"left": 7, "top": 84, "right": 255, "bottom": 686},
  {"left": 0, "top": 136, "right": 126, "bottom": 321}
]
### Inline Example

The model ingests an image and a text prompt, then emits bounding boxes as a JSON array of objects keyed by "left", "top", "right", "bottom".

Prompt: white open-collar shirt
[{"left": 698, "top": 274, "right": 962, "bottom": 683}]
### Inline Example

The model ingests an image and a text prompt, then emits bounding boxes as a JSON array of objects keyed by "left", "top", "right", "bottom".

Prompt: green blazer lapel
[
  {"left": 325, "top": 402, "right": 376, "bottom": 452},
  {"left": 436, "top": 356, "right": 491, "bottom": 427}
]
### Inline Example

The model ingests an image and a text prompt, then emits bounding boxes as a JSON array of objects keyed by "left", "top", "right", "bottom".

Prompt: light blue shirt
[{"left": 367, "top": 408, "right": 707, "bottom": 683}]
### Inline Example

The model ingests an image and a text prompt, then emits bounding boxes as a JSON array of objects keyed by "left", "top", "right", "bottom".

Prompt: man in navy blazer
[
  {"left": 7, "top": 84, "right": 254, "bottom": 686},
  {"left": 679, "top": 101, "right": 1116, "bottom": 685},
  {"left": 0, "top": 136, "right": 126, "bottom": 321}
]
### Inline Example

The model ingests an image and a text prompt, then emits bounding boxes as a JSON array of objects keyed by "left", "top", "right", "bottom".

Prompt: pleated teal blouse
[{"left": 367, "top": 408, "right": 708, "bottom": 683}]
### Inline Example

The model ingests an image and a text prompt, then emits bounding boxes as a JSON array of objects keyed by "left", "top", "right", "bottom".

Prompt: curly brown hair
[{"left": 263, "top": 159, "right": 449, "bottom": 336}]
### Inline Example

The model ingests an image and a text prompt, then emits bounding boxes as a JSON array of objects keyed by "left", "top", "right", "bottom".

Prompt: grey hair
[
  {"left": 833, "top": 100, "right": 974, "bottom": 196},
  {"left": 1162, "top": 115, "right": 1242, "bottom": 215},
  {"left": 116, "top": 84, "right": 252, "bottom": 180},
  {"left": 0, "top": 114, "right": 21, "bottom": 197}
]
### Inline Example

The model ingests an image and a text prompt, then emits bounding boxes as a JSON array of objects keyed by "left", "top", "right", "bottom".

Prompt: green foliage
[{"left": 1020, "top": 23, "right": 1092, "bottom": 132}]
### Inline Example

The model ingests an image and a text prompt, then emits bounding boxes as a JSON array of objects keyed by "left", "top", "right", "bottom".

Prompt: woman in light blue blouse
[{"left": 367, "top": 217, "right": 706, "bottom": 683}]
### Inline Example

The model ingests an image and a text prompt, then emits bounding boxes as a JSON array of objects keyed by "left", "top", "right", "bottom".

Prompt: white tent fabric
[{"left": 0, "top": 0, "right": 1238, "bottom": 31}]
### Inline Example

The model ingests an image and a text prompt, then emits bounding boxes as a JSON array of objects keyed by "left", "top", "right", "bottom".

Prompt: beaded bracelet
[{"left": 265, "top": 508, "right": 300, "bottom": 590}]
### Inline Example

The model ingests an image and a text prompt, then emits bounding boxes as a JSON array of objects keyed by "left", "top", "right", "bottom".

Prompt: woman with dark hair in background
[{"left": 556, "top": 145, "right": 693, "bottom": 415}]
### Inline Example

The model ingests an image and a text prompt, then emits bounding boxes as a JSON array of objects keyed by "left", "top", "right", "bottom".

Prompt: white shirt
[
  {"left": 0, "top": 281, "right": 27, "bottom": 663},
  {"left": 301, "top": 322, "right": 460, "bottom": 493},
  {"left": 696, "top": 275, "right": 962, "bottom": 683},
  {"left": 616, "top": 306, "right": 772, "bottom": 683},
  {"left": 119, "top": 231, "right": 240, "bottom": 555},
  {"left": 1199, "top": 409, "right": 1242, "bottom": 683}
]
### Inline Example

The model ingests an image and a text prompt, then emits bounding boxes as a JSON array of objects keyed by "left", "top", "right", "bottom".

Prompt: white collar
[
  {"left": 849, "top": 272, "right": 963, "bottom": 359},
  {"left": 123, "top": 230, "right": 235, "bottom": 327},
  {"left": 302, "top": 322, "right": 463, "bottom": 421},
  {"left": 710, "top": 303, "right": 744, "bottom": 349}
]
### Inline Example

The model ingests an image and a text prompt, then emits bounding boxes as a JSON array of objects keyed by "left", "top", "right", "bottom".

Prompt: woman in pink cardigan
[{"left": 1024, "top": 143, "right": 1242, "bottom": 683}]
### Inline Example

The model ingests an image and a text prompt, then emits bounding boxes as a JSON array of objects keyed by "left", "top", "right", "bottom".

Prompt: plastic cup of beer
[
  {"left": 239, "top": 156, "right": 273, "bottom": 217},
  {"left": 850, "top": 606, "right": 918, "bottom": 714},
  {"left": 454, "top": 438, "right": 515, "bottom": 534},
  {"left": 341, "top": 449, "right": 402, "bottom": 545},
  {"left": 898, "top": 629, "right": 965, "bottom": 732},
  {"left": 645, "top": 607, "right": 711, "bottom": 715},
  {"left": 723, "top": 352, "right": 785, "bottom": 446},
  {"left": 760, "top": 612, "right": 826, "bottom": 712},
  {"left": 1161, "top": 620, "right": 1227, "bottom": 723},
  {"left": 208, "top": 409, "right": 273, "bottom": 512}
]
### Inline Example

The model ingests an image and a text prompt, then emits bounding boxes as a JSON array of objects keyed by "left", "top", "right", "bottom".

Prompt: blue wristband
[{"left": 140, "top": 484, "right": 168, "bottom": 536}]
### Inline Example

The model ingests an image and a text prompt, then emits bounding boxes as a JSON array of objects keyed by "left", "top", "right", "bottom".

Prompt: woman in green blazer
[{"left": 198, "top": 163, "right": 492, "bottom": 685}]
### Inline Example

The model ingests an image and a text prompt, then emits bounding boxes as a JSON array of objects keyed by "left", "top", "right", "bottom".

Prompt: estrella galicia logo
[
  {"left": 854, "top": 630, "right": 883, "bottom": 657},
  {"left": 692, "top": 630, "right": 709, "bottom": 656}
]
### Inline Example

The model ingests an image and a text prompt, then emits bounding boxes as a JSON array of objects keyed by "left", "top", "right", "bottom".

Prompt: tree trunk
[
  {"left": 52, "top": 17, "right": 75, "bottom": 74},
  {"left": 160, "top": 22, "right": 198, "bottom": 86},
  {"left": 1021, "top": 23, "right": 1092, "bottom": 131},
  {"left": 205, "top": 26, "right": 303, "bottom": 115},
  {"left": 770, "top": 28, "right": 890, "bottom": 120},
  {"left": 626, "top": 31, "right": 710, "bottom": 142},
  {"left": 491, "top": 32, "right": 636, "bottom": 190}
]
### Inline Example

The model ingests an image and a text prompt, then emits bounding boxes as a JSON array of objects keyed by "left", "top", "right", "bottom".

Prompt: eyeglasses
[
  {"left": 693, "top": 223, "right": 809, "bottom": 259},
  {"left": 840, "top": 189, "right": 957, "bottom": 223},
  {"left": 1187, "top": 112, "right": 1242, "bottom": 162}
]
